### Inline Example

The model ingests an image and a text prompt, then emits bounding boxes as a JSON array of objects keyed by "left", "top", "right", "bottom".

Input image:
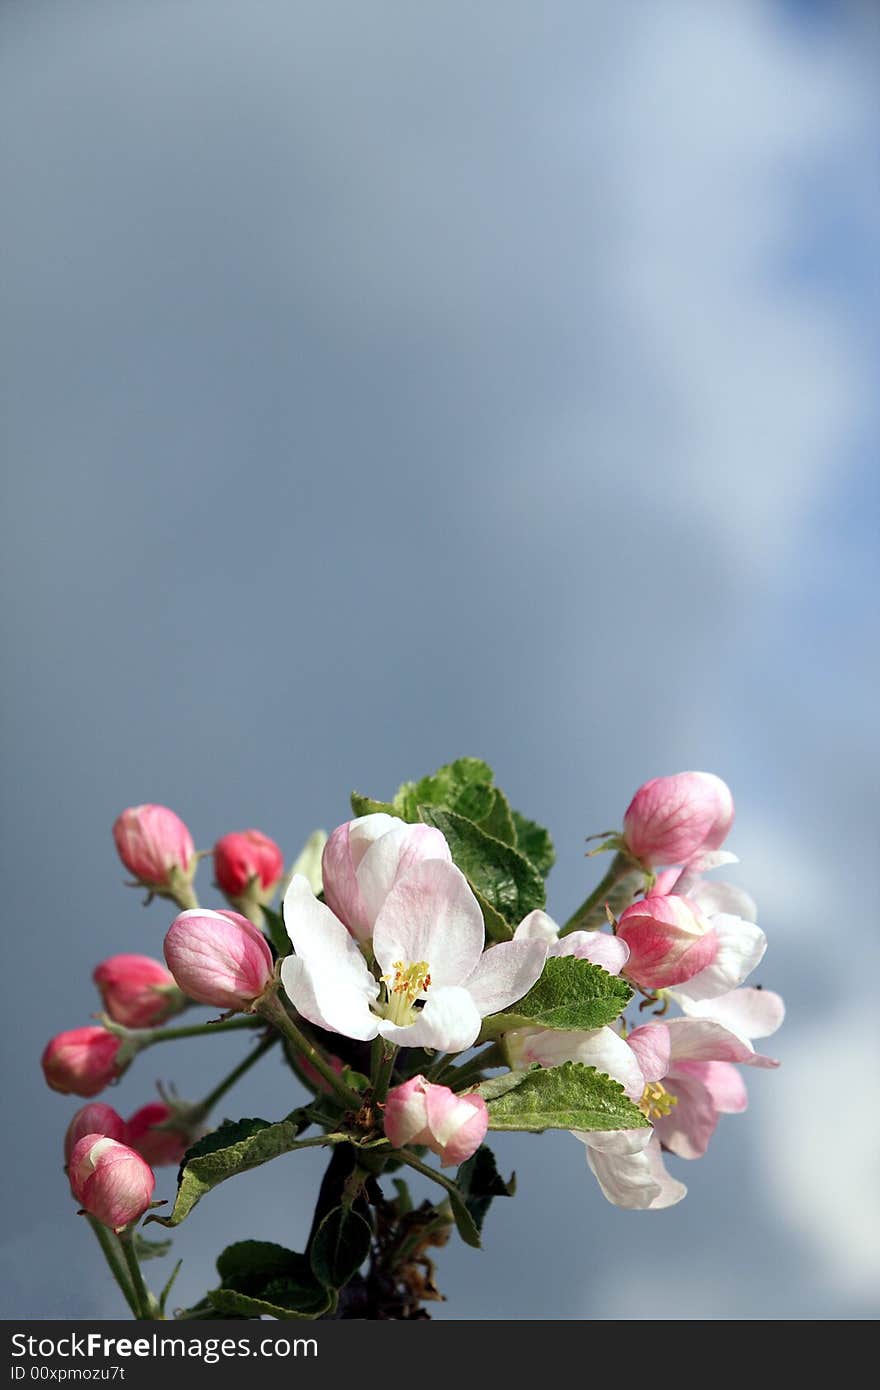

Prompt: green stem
[
  {"left": 560, "top": 851, "right": 633, "bottom": 934},
  {"left": 189, "top": 1033, "right": 277, "bottom": 1122},
  {"left": 256, "top": 991, "right": 362, "bottom": 1108},
  {"left": 86, "top": 1216, "right": 139, "bottom": 1318},
  {"left": 118, "top": 1229, "right": 157, "bottom": 1320},
  {"left": 141, "top": 1016, "right": 264, "bottom": 1045},
  {"left": 439, "top": 1042, "right": 505, "bottom": 1089},
  {"left": 371, "top": 1041, "right": 398, "bottom": 1105},
  {"left": 392, "top": 1149, "right": 460, "bottom": 1199}
]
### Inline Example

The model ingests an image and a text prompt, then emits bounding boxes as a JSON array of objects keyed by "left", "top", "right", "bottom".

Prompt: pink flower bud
[
  {"left": 622, "top": 772, "right": 734, "bottom": 868},
  {"left": 616, "top": 895, "right": 718, "bottom": 990},
  {"left": 163, "top": 909, "right": 274, "bottom": 1011},
  {"left": 64, "top": 1103, "right": 127, "bottom": 1164},
  {"left": 384, "top": 1076, "right": 488, "bottom": 1168},
  {"left": 42, "top": 1027, "right": 124, "bottom": 1097},
  {"left": 112, "top": 803, "right": 195, "bottom": 892},
  {"left": 323, "top": 814, "right": 451, "bottom": 941},
  {"left": 68, "top": 1135, "right": 155, "bottom": 1230},
  {"left": 125, "top": 1101, "right": 194, "bottom": 1167},
  {"left": 213, "top": 830, "right": 284, "bottom": 901},
  {"left": 93, "top": 954, "right": 184, "bottom": 1029}
]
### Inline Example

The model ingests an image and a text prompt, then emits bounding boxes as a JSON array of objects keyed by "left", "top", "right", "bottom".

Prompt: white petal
[
  {"left": 573, "top": 1127, "right": 653, "bottom": 1155},
  {"left": 664, "top": 1016, "right": 778, "bottom": 1068},
  {"left": 505, "top": 1025, "right": 645, "bottom": 1100},
  {"left": 280, "top": 954, "right": 379, "bottom": 1041},
  {"left": 673, "top": 913, "right": 766, "bottom": 1002},
  {"left": 372, "top": 860, "right": 484, "bottom": 988},
  {"left": 673, "top": 986, "right": 785, "bottom": 1041},
  {"left": 377, "top": 985, "right": 482, "bottom": 1052},
  {"left": 689, "top": 880, "right": 758, "bottom": 921},
  {"left": 513, "top": 909, "right": 561, "bottom": 943},
  {"left": 356, "top": 823, "right": 451, "bottom": 930},
  {"left": 585, "top": 1133, "right": 686, "bottom": 1209},
  {"left": 551, "top": 930, "right": 630, "bottom": 976},
  {"left": 347, "top": 814, "right": 404, "bottom": 870},
  {"left": 464, "top": 939, "right": 547, "bottom": 1017}
]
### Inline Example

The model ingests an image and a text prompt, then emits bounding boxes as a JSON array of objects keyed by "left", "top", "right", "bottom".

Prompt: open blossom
[
  {"left": 164, "top": 909, "right": 274, "bottom": 1011},
  {"left": 64, "top": 1103, "right": 127, "bottom": 1164},
  {"left": 650, "top": 849, "right": 758, "bottom": 922},
  {"left": 42, "top": 1027, "right": 123, "bottom": 1097},
  {"left": 322, "top": 814, "right": 452, "bottom": 942},
  {"left": 68, "top": 1135, "right": 155, "bottom": 1230},
  {"left": 125, "top": 1101, "right": 196, "bottom": 1167},
  {"left": 280, "top": 861, "right": 547, "bottom": 1052},
  {"left": 112, "top": 804, "right": 195, "bottom": 893},
  {"left": 622, "top": 772, "right": 734, "bottom": 868},
  {"left": 214, "top": 830, "right": 284, "bottom": 901},
  {"left": 384, "top": 1075, "right": 488, "bottom": 1167},
  {"left": 672, "top": 985, "right": 785, "bottom": 1040},
  {"left": 93, "top": 954, "right": 184, "bottom": 1028}
]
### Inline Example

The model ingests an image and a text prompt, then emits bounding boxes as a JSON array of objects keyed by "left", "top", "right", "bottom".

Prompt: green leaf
[
  {"left": 478, "top": 788, "right": 517, "bottom": 846},
  {"left": 418, "top": 807, "right": 545, "bottom": 931},
  {"left": 133, "top": 1233, "right": 171, "bottom": 1261},
  {"left": 456, "top": 1145, "right": 516, "bottom": 1235},
  {"left": 207, "top": 1283, "right": 332, "bottom": 1320},
  {"left": 480, "top": 956, "right": 632, "bottom": 1036},
  {"left": 214, "top": 1241, "right": 332, "bottom": 1319},
  {"left": 350, "top": 792, "right": 396, "bottom": 818},
  {"left": 446, "top": 1189, "right": 482, "bottom": 1250},
  {"left": 261, "top": 905, "right": 291, "bottom": 959},
  {"left": 395, "top": 757, "right": 495, "bottom": 823},
  {"left": 486, "top": 1062, "right": 649, "bottom": 1133},
  {"left": 310, "top": 1206, "right": 373, "bottom": 1289},
  {"left": 146, "top": 1116, "right": 323, "bottom": 1227},
  {"left": 511, "top": 811, "right": 556, "bottom": 878},
  {"left": 474, "top": 1069, "right": 537, "bottom": 1102},
  {"left": 473, "top": 888, "right": 515, "bottom": 943}
]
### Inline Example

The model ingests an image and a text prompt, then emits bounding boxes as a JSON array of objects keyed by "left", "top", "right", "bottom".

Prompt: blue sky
[{"left": 1, "top": 0, "right": 877, "bottom": 1319}]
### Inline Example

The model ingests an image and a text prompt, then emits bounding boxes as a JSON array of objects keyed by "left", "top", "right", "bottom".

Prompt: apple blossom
[
  {"left": 112, "top": 803, "right": 196, "bottom": 898},
  {"left": 214, "top": 829, "right": 284, "bottom": 903},
  {"left": 514, "top": 908, "right": 630, "bottom": 976},
  {"left": 125, "top": 1101, "right": 194, "bottom": 1167},
  {"left": 616, "top": 894, "right": 719, "bottom": 990},
  {"left": 384, "top": 1075, "right": 489, "bottom": 1167},
  {"left": 64, "top": 1103, "right": 127, "bottom": 1164},
  {"left": 68, "top": 1134, "right": 155, "bottom": 1230},
  {"left": 42, "top": 1027, "right": 124, "bottom": 1097},
  {"left": 322, "top": 814, "right": 452, "bottom": 942},
  {"left": 93, "top": 953, "right": 184, "bottom": 1029},
  {"left": 672, "top": 985, "right": 785, "bottom": 1040},
  {"left": 164, "top": 909, "right": 274, "bottom": 1012},
  {"left": 280, "top": 861, "right": 547, "bottom": 1052},
  {"left": 650, "top": 849, "right": 758, "bottom": 922},
  {"left": 622, "top": 772, "right": 734, "bottom": 868}
]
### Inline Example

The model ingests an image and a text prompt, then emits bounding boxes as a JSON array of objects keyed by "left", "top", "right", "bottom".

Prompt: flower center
[
  {"left": 381, "top": 959, "right": 432, "bottom": 1026},
  {"left": 638, "top": 1080, "right": 678, "bottom": 1120}
]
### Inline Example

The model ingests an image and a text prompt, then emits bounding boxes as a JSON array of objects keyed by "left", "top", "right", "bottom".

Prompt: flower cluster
[{"left": 41, "top": 763, "right": 782, "bottom": 1319}]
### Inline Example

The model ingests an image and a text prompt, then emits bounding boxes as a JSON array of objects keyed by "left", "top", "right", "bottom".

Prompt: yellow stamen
[
  {"left": 638, "top": 1081, "right": 678, "bottom": 1120},
  {"left": 381, "top": 960, "right": 432, "bottom": 1026}
]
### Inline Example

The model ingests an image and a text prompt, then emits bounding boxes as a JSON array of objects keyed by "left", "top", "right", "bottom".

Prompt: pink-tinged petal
[
  {"left": 674, "top": 986, "right": 785, "bottom": 1040},
  {"left": 372, "top": 861, "right": 484, "bottom": 989},
  {"left": 551, "top": 931, "right": 630, "bottom": 976},
  {"left": 513, "top": 910, "right": 561, "bottom": 943},
  {"left": 506, "top": 1025, "right": 646, "bottom": 1101},
  {"left": 622, "top": 772, "right": 734, "bottom": 868},
  {"left": 617, "top": 895, "right": 719, "bottom": 990},
  {"left": 378, "top": 985, "right": 482, "bottom": 1052},
  {"left": 648, "top": 867, "right": 682, "bottom": 897},
  {"left": 348, "top": 813, "right": 403, "bottom": 870},
  {"left": 673, "top": 1059, "right": 748, "bottom": 1114},
  {"left": 671, "top": 914, "right": 766, "bottom": 1002},
  {"left": 322, "top": 814, "right": 402, "bottom": 940},
  {"left": 626, "top": 1024, "right": 671, "bottom": 1084},
  {"left": 463, "top": 939, "right": 548, "bottom": 1017},
  {"left": 654, "top": 1072, "right": 719, "bottom": 1158},
  {"left": 423, "top": 1088, "right": 489, "bottom": 1167},
  {"left": 689, "top": 881, "right": 758, "bottom": 921},
  {"left": 357, "top": 824, "right": 452, "bottom": 932},
  {"left": 383, "top": 1076, "right": 432, "bottom": 1148},
  {"left": 583, "top": 1133, "right": 686, "bottom": 1209},
  {"left": 280, "top": 876, "right": 379, "bottom": 1039},
  {"left": 664, "top": 1017, "right": 778, "bottom": 1068}
]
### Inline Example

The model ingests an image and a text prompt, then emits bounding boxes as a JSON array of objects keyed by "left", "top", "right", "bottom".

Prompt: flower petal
[
  {"left": 626, "top": 1023, "right": 671, "bottom": 1084},
  {"left": 655, "top": 1071, "right": 719, "bottom": 1158},
  {"left": 463, "top": 939, "right": 548, "bottom": 1017},
  {"left": 280, "top": 954, "right": 379, "bottom": 1040},
  {"left": 583, "top": 1133, "right": 686, "bottom": 1209},
  {"left": 674, "top": 986, "right": 785, "bottom": 1040},
  {"left": 551, "top": 931, "right": 630, "bottom": 976},
  {"left": 513, "top": 909, "right": 560, "bottom": 943},
  {"left": 356, "top": 823, "right": 451, "bottom": 931},
  {"left": 372, "top": 860, "right": 484, "bottom": 988},
  {"left": 377, "top": 985, "right": 482, "bottom": 1052},
  {"left": 672, "top": 913, "right": 766, "bottom": 1002},
  {"left": 280, "top": 875, "right": 379, "bottom": 1039},
  {"left": 673, "top": 1059, "right": 748, "bottom": 1114},
  {"left": 664, "top": 1017, "right": 778, "bottom": 1068},
  {"left": 505, "top": 1025, "right": 646, "bottom": 1101}
]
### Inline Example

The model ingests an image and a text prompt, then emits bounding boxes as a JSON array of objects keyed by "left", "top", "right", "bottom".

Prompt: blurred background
[{"left": 1, "top": 0, "right": 877, "bottom": 1320}]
